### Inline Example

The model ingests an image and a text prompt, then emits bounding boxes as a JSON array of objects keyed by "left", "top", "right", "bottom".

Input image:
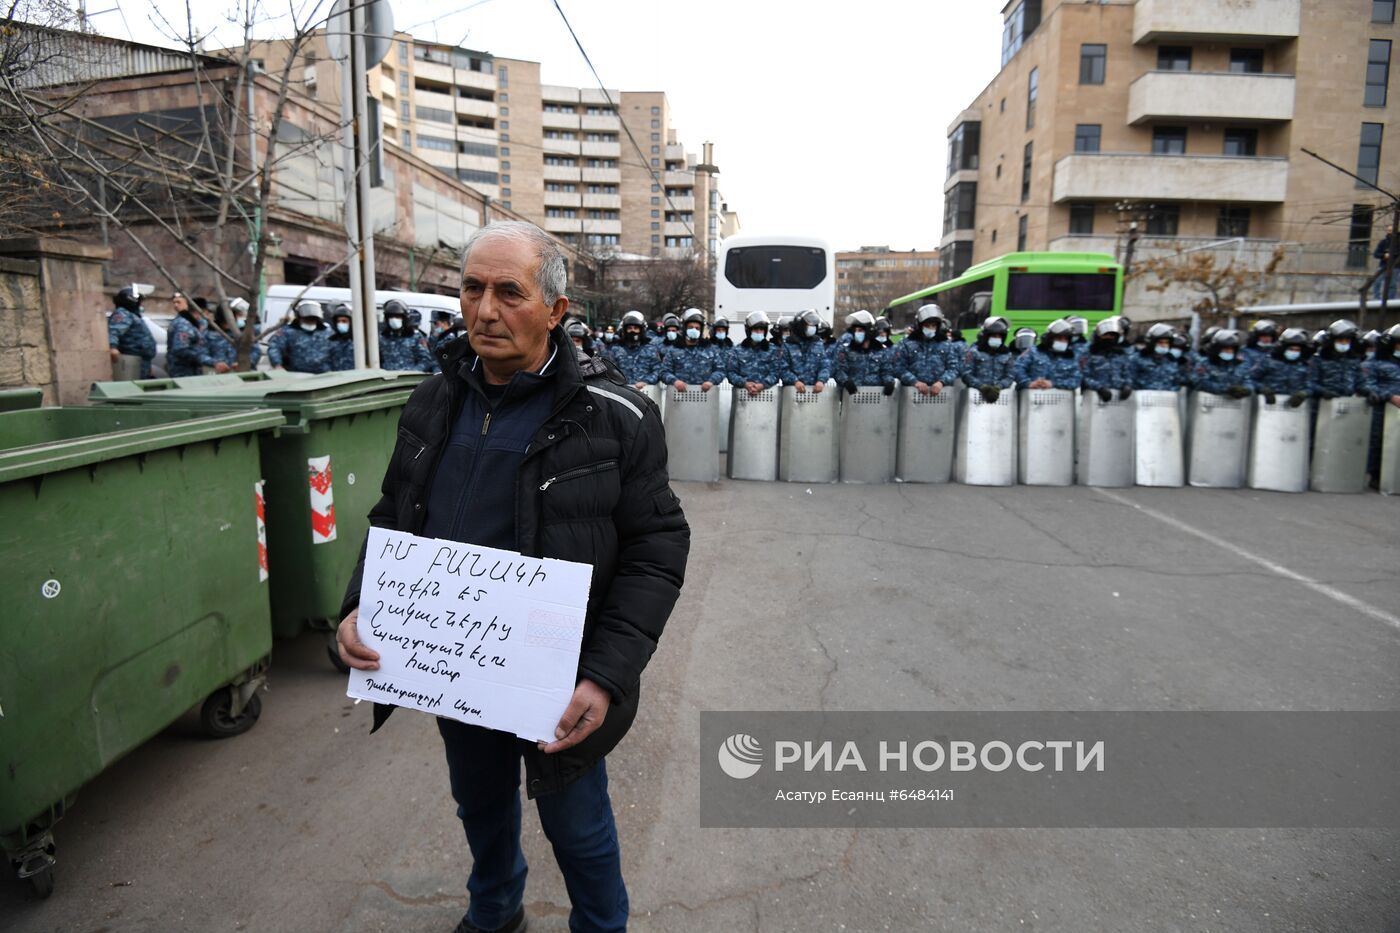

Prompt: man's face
[
  {"left": 172, "top": 295, "right": 188, "bottom": 314},
  {"left": 461, "top": 236, "right": 568, "bottom": 373}
]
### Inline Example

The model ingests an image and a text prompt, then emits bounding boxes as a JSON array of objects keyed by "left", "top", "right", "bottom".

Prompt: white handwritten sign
[{"left": 346, "top": 526, "right": 593, "bottom": 742}]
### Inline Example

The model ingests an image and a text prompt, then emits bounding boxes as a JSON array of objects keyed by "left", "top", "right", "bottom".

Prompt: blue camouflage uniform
[
  {"left": 961, "top": 346, "right": 1016, "bottom": 389},
  {"left": 777, "top": 338, "right": 832, "bottom": 385},
  {"left": 1130, "top": 350, "right": 1186, "bottom": 391},
  {"left": 661, "top": 341, "right": 725, "bottom": 386},
  {"left": 165, "top": 313, "right": 219, "bottom": 377},
  {"left": 327, "top": 333, "right": 356, "bottom": 372},
  {"left": 1191, "top": 357, "right": 1254, "bottom": 395},
  {"left": 1309, "top": 350, "right": 1363, "bottom": 398},
  {"left": 1362, "top": 355, "right": 1400, "bottom": 477},
  {"left": 267, "top": 323, "right": 332, "bottom": 374},
  {"left": 1014, "top": 347, "right": 1083, "bottom": 389},
  {"left": 206, "top": 327, "right": 261, "bottom": 370},
  {"left": 378, "top": 328, "right": 434, "bottom": 372},
  {"left": 727, "top": 341, "right": 782, "bottom": 388},
  {"left": 893, "top": 336, "right": 960, "bottom": 387},
  {"left": 1240, "top": 345, "right": 1273, "bottom": 373},
  {"left": 107, "top": 307, "right": 157, "bottom": 378},
  {"left": 1070, "top": 338, "right": 1090, "bottom": 361},
  {"left": 1080, "top": 346, "right": 1133, "bottom": 393},
  {"left": 607, "top": 340, "right": 662, "bottom": 385},
  {"left": 709, "top": 338, "right": 734, "bottom": 384},
  {"left": 1252, "top": 352, "right": 1313, "bottom": 397},
  {"left": 831, "top": 343, "right": 890, "bottom": 387}
]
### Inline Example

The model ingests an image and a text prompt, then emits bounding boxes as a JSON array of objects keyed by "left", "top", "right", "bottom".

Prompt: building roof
[{"left": 11, "top": 24, "right": 231, "bottom": 89}]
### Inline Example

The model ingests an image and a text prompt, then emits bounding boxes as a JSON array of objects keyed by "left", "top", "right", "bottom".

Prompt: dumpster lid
[
  {"left": 89, "top": 369, "right": 427, "bottom": 408},
  {"left": 0, "top": 406, "right": 286, "bottom": 484}
]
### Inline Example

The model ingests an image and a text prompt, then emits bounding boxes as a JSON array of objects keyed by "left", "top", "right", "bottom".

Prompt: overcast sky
[{"left": 89, "top": 0, "right": 1005, "bottom": 252}]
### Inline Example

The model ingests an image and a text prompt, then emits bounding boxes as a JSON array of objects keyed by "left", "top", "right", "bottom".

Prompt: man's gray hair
[{"left": 460, "top": 220, "right": 568, "bottom": 305}]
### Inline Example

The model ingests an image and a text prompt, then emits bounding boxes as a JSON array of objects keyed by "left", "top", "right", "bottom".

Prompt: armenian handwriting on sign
[{"left": 346, "top": 526, "right": 593, "bottom": 742}]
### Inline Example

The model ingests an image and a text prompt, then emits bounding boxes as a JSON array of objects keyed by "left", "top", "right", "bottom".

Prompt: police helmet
[
  {"left": 1145, "top": 322, "right": 1174, "bottom": 342},
  {"left": 432, "top": 309, "right": 454, "bottom": 324},
  {"left": 114, "top": 286, "right": 143, "bottom": 312},
  {"left": 564, "top": 318, "right": 590, "bottom": 340},
  {"left": 874, "top": 316, "right": 892, "bottom": 333},
  {"left": 845, "top": 309, "right": 875, "bottom": 329},
  {"left": 916, "top": 304, "right": 946, "bottom": 326},
  {"left": 794, "top": 309, "right": 822, "bottom": 331},
  {"left": 1362, "top": 328, "right": 1381, "bottom": 347},
  {"left": 1171, "top": 332, "right": 1189, "bottom": 350},
  {"left": 382, "top": 298, "right": 409, "bottom": 319},
  {"left": 1327, "top": 318, "right": 1359, "bottom": 340},
  {"left": 229, "top": 297, "right": 251, "bottom": 316},
  {"left": 1012, "top": 327, "right": 1036, "bottom": 351},
  {"left": 682, "top": 308, "right": 707, "bottom": 325},
  {"left": 980, "top": 316, "right": 1010, "bottom": 337},
  {"left": 1385, "top": 323, "right": 1400, "bottom": 341},
  {"left": 661, "top": 312, "right": 682, "bottom": 329},
  {"left": 1044, "top": 318, "right": 1075, "bottom": 338},
  {"left": 743, "top": 311, "right": 768, "bottom": 331},
  {"left": 1093, "top": 317, "right": 1124, "bottom": 340},
  {"left": 331, "top": 303, "right": 353, "bottom": 321},
  {"left": 1209, "top": 328, "right": 1242, "bottom": 350},
  {"left": 294, "top": 299, "right": 325, "bottom": 321},
  {"left": 1312, "top": 329, "right": 1327, "bottom": 347},
  {"left": 1201, "top": 325, "right": 1221, "bottom": 346},
  {"left": 621, "top": 309, "right": 646, "bottom": 328},
  {"left": 818, "top": 322, "right": 834, "bottom": 340},
  {"left": 406, "top": 308, "right": 422, "bottom": 327},
  {"left": 1249, "top": 319, "right": 1279, "bottom": 339},
  {"left": 1067, "top": 316, "right": 1089, "bottom": 338},
  {"left": 712, "top": 318, "right": 729, "bottom": 332}
]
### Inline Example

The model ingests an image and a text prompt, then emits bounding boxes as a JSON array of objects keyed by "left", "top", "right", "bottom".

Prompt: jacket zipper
[
  {"left": 539, "top": 459, "right": 618, "bottom": 491},
  {"left": 397, "top": 426, "right": 428, "bottom": 460}
]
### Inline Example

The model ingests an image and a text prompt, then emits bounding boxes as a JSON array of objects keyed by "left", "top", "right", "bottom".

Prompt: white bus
[{"left": 713, "top": 234, "right": 836, "bottom": 328}]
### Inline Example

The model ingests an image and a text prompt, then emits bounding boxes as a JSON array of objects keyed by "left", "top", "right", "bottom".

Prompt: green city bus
[{"left": 887, "top": 251, "right": 1124, "bottom": 340}]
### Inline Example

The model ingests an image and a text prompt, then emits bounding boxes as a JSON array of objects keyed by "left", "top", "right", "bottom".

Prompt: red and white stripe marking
[
  {"left": 308, "top": 454, "right": 337, "bottom": 544},
  {"left": 255, "top": 480, "right": 268, "bottom": 581}
]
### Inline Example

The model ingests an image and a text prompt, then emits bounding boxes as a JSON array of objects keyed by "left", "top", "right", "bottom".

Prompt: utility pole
[{"left": 1300, "top": 147, "right": 1399, "bottom": 329}]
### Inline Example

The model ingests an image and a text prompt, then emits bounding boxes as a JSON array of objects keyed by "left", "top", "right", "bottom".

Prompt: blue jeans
[
  {"left": 1373, "top": 270, "right": 1397, "bottom": 301},
  {"left": 437, "top": 718, "right": 628, "bottom": 933}
]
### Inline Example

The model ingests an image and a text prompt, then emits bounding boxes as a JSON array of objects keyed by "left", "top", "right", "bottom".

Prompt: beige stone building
[
  {"left": 942, "top": 0, "right": 1400, "bottom": 312},
  {"left": 835, "top": 247, "right": 941, "bottom": 320},
  {"left": 275, "top": 34, "right": 730, "bottom": 260}
]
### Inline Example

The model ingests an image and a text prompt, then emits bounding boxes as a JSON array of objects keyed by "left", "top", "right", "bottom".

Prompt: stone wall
[{"left": 0, "top": 257, "right": 52, "bottom": 403}]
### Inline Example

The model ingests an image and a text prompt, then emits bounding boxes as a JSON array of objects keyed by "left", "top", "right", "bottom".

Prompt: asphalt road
[{"left": 3, "top": 479, "right": 1399, "bottom": 933}]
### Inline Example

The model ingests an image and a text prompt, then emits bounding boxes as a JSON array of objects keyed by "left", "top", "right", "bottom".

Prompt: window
[
  {"left": 1158, "top": 46, "right": 1192, "bottom": 71},
  {"left": 651, "top": 119, "right": 660, "bottom": 129},
  {"left": 1358, "top": 123, "right": 1384, "bottom": 187},
  {"left": 723, "top": 245, "right": 829, "bottom": 290},
  {"left": 500, "top": 174, "right": 509, "bottom": 184},
  {"left": 1001, "top": 0, "right": 1042, "bottom": 67},
  {"left": 411, "top": 105, "right": 450, "bottom": 122},
  {"left": 501, "top": 188, "right": 510, "bottom": 198},
  {"left": 545, "top": 183, "right": 577, "bottom": 192},
  {"left": 587, "top": 234, "right": 620, "bottom": 246},
  {"left": 1348, "top": 205, "right": 1376, "bottom": 268},
  {"left": 1217, "top": 206, "right": 1251, "bottom": 238},
  {"left": 587, "top": 209, "right": 619, "bottom": 220},
  {"left": 399, "top": 101, "right": 409, "bottom": 120},
  {"left": 1069, "top": 203, "right": 1095, "bottom": 235},
  {"left": 401, "top": 129, "right": 411, "bottom": 147},
  {"left": 1017, "top": 214, "right": 1028, "bottom": 251},
  {"left": 587, "top": 159, "right": 618, "bottom": 169},
  {"left": 947, "top": 121, "right": 981, "bottom": 176},
  {"left": 1021, "top": 141, "right": 1033, "bottom": 202},
  {"left": 500, "top": 147, "right": 509, "bottom": 156},
  {"left": 942, "top": 182, "right": 977, "bottom": 235},
  {"left": 1026, "top": 67, "right": 1038, "bottom": 129},
  {"left": 499, "top": 120, "right": 508, "bottom": 130},
  {"left": 651, "top": 105, "right": 660, "bottom": 115},
  {"left": 1146, "top": 204, "right": 1180, "bottom": 235},
  {"left": 545, "top": 207, "right": 578, "bottom": 219},
  {"left": 500, "top": 161, "right": 510, "bottom": 170},
  {"left": 1226, "top": 48, "right": 1264, "bottom": 74},
  {"left": 498, "top": 64, "right": 508, "bottom": 86},
  {"left": 1074, "top": 124, "right": 1101, "bottom": 153},
  {"left": 665, "top": 236, "right": 693, "bottom": 248},
  {"left": 650, "top": 221, "right": 659, "bottom": 230},
  {"left": 651, "top": 158, "right": 660, "bottom": 167},
  {"left": 1376, "top": 1, "right": 1395, "bottom": 23},
  {"left": 1367, "top": 39, "right": 1391, "bottom": 107},
  {"left": 498, "top": 106, "right": 508, "bottom": 116},
  {"left": 1223, "top": 128, "right": 1258, "bottom": 157},
  {"left": 498, "top": 92, "right": 508, "bottom": 103},
  {"left": 650, "top": 196, "right": 660, "bottom": 205},
  {"left": 543, "top": 155, "right": 577, "bottom": 166},
  {"left": 398, "top": 41, "right": 408, "bottom": 64},
  {"left": 651, "top": 145, "right": 660, "bottom": 154},
  {"left": 416, "top": 134, "right": 455, "bottom": 152},
  {"left": 1080, "top": 44, "right": 1106, "bottom": 85},
  {"left": 1006, "top": 273, "right": 1117, "bottom": 311},
  {"left": 1152, "top": 126, "right": 1187, "bottom": 154},
  {"left": 940, "top": 242, "right": 975, "bottom": 281}
]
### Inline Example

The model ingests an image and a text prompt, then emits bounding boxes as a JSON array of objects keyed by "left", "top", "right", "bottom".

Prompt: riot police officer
[
  {"left": 166, "top": 294, "right": 231, "bottom": 377},
  {"left": 1190, "top": 329, "right": 1253, "bottom": 397},
  {"left": 564, "top": 317, "right": 594, "bottom": 355},
  {"left": 1015, "top": 319, "right": 1082, "bottom": 390},
  {"left": 661, "top": 308, "right": 724, "bottom": 392},
  {"left": 1251, "top": 327, "right": 1313, "bottom": 406},
  {"left": 840, "top": 309, "right": 875, "bottom": 348},
  {"left": 268, "top": 299, "right": 332, "bottom": 373},
  {"left": 961, "top": 316, "right": 1016, "bottom": 402},
  {"left": 427, "top": 310, "right": 455, "bottom": 356},
  {"left": 107, "top": 285, "right": 158, "bottom": 379},
  {"left": 1082, "top": 317, "right": 1134, "bottom": 402},
  {"left": 728, "top": 311, "right": 782, "bottom": 396},
  {"left": 778, "top": 309, "right": 831, "bottom": 393},
  {"left": 378, "top": 298, "right": 433, "bottom": 372},
  {"left": 1129, "top": 323, "right": 1185, "bottom": 391},
  {"left": 1243, "top": 319, "right": 1279, "bottom": 372},
  {"left": 327, "top": 303, "right": 356, "bottom": 371},
  {"left": 1362, "top": 323, "right": 1400, "bottom": 485},
  {"left": 1066, "top": 316, "right": 1090, "bottom": 360},
  {"left": 1310, "top": 319, "right": 1365, "bottom": 399},
  {"left": 832, "top": 312, "right": 896, "bottom": 395},
  {"left": 895, "top": 303, "right": 960, "bottom": 396},
  {"left": 608, "top": 310, "right": 662, "bottom": 389},
  {"left": 709, "top": 317, "right": 733, "bottom": 380}
]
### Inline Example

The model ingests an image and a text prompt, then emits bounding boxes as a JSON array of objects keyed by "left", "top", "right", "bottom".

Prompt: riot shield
[
  {"left": 839, "top": 388, "right": 898, "bottom": 484},
  {"left": 778, "top": 385, "right": 839, "bottom": 483},
  {"left": 663, "top": 386, "right": 720, "bottom": 482},
  {"left": 1187, "top": 391, "right": 1249, "bottom": 488},
  {"left": 1310, "top": 396, "right": 1370, "bottom": 494},
  {"left": 727, "top": 386, "right": 780, "bottom": 481},
  {"left": 954, "top": 388, "right": 1016, "bottom": 486},
  {"left": 1247, "top": 396, "right": 1309, "bottom": 493},
  {"left": 895, "top": 386, "right": 957, "bottom": 484}
]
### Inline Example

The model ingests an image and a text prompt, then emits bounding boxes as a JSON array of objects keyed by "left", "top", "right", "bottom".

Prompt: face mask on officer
[
  {"left": 987, "top": 336, "right": 1003, "bottom": 349},
  {"left": 1334, "top": 340, "right": 1352, "bottom": 354},
  {"left": 805, "top": 325, "right": 818, "bottom": 338},
  {"left": 685, "top": 326, "right": 701, "bottom": 341},
  {"left": 1055, "top": 340, "right": 1071, "bottom": 353},
  {"left": 1170, "top": 347, "right": 1183, "bottom": 358},
  {"left": 750, "top": 330, "right": 767, "bottom": 343},
  {"left": 299, "top": 319, "right": 318, "bottom": 332},
  {"left": 1284, "top": 348, "right": 1301, "bottom": 361},
  {"left": 713, "top": 328, "right": 727, "bottom": 341},
  {"left": 1365, "top": 348, "right": 1376, "bottom": 360},
  {"left": 665, "top": 328, "right": 678, "bottom": 342},
  {"left": 625, "top": 327, "right": 642, "bottom": 342},
  {"left": 875, "top": 333, "right": 888, "bottom": 345},
  {"left": 1257, "top": 337, "right": 1273, "bottom": 348},
  {"left": 922, "top": 327, "right": 937, "bottom": 339},
  {"left": 235, "top": 317, "right": 247, "bottom": 330},
  {"left": 387, "top": 316, "right": 404, "bottom": 330},
  {"left": 335, "top": 320, "right": 351, "bottom": 335},
  {"left": 1219, "top": 350, "right": 1236, "bottom": 362},
  {"left": 1153, "top": 342, "right": 1169, "bottom": 355},
  {"left": 852, "top": 329, "right": 866, "bottom": 343}
]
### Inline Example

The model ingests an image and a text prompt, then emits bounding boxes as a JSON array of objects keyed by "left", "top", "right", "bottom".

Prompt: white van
[{"left": 260, "top": 285, "right": 460, "bottom": 338}]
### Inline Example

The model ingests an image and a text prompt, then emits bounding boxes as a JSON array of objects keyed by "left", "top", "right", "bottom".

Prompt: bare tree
[{"left": 1136, "top": 245, "right": 1287, "bottom": 330}]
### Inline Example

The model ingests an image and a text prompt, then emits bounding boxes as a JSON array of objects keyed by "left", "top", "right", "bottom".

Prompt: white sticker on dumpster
[
  {"left": 346, "top": 527, "right": 592, "bottom": 743},
  {"left": 308, "top": 455, "right": 336, "bottom": 544}
]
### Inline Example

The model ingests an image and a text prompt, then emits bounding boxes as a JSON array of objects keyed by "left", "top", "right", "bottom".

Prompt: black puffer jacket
[{"left": 342, "top": 327, "right": 690, "bottom": 797}]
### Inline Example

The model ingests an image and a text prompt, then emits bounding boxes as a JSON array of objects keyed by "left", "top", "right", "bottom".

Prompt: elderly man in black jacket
[{"left": 337, "top": 220, "right": 689, "bottom": 933}]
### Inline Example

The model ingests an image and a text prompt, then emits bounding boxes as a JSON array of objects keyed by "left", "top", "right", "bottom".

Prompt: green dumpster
[
  {"left": 90, "top": 370, "right": 428, "bottom": 662},
  {"left": 0, "top": 388, "right": 43, "bottom": 412},
  {"left": 0, "top": 404, "right": 283, "bottom": 898}
]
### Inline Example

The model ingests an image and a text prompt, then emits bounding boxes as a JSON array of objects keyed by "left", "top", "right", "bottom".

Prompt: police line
[{"left": 646, "top": 383, "right": 1400, "bottom": 494}]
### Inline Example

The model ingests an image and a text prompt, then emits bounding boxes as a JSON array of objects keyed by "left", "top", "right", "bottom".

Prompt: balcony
[
  {"left": 542, "top": 216, "right": 583, "bottom": 235},
  {"left": 1051, "top": 153, "right": 1289, "bottom": 203},
  {"left": 665, "top": 143, "right": 686, "bottom": 162},
  {"left": 1133, "top": 0, "right": 1299, "bottom": 44},
  {"left": 543, "top": 164, "right": 581, "bottom": 183},
  {"left": 543, "top": 138, "right": 581, "bottom": 156},
  {"left": 667, "top": 195, "right": 695, "bottom": 212},
  {"left": 582, "top": 167, "right": 621, "bottom": 184},
  {"left": 414, "top": 88, "right": 454, "bottom": 111},
  {"left": 581, "top": 219, "right": 621, "bottom": 234},
  {"left": 581, "top": 113, "right": 619, "bottom": 132},
  {"left": 581, "top": 141, "right": 621, "bottom": 158},
  {"left": 582, "top": 193, "right": 621, "bottom": 209},
  {"left": 1128, "top": 71, "right": 1295, "bottom": 125},
  {"left": 664, "top": 221, "right": 691, "bottom": 237},
  {"left": 579, "top": 87, "right": 617, "bottom": 106},
  {"left": 543, "top": 191, "right": 582, "bottom": 208},
  {"left": 944, "top": 168, "right": 978, "bottom": 193},
  {"left": 542, "top": 110, "right": 580, "bottom": 130},
  {"left": 454, "top": 96, "right": 496, "bottom": 120},
  {"left": 664, "top": 170, "right": 693, "bottom": 187}
]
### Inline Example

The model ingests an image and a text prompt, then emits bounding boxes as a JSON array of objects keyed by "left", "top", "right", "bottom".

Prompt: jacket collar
[{"left": 443, "top": 325, "right": 595, "bottom": 409}]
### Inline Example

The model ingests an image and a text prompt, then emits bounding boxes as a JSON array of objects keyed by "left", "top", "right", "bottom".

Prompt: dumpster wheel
[
  {"left": 12, "top": 839, "right": 56, "bottom": 900},
  {"left": 25, "top": 862, "right": 54, "bottom": 899},
  {"left": 200, "top": 688, "right": 263, "bottom": 738},
  {"left": 327, "top": 631, "right": 351, "bottom": 674}
]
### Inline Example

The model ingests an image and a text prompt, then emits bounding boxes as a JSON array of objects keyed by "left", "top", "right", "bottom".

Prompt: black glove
[
  {"left": 843, "top": 380, "right": 858, "bottom": 395},
  {"left": 1263, "top": 391, "right": 1277, "bottom": 405},
  {"left": 882, "top": 378, "right": 896, "bottom": 397},
  {"left": 1118, "top": 387, "right": 1133, "bottom": 401},
  {"left": 1321, "top": 391, "right": 1338, "bottom": 400},
  {"left": 1096, "top": 387, "right": 1113, "bottom": 403},
  {"left": 1369, "top": 393, "right": 1383, "bottom": 407},
  {"left": 1287, "top": 391, "right": 1308, "bottom": 408},
  {"left": 979, "top": 384, "right": 1000, "bottom": 404},
  {"left": 1227, "top": 385, "right": 1251, "bottom": 399}
]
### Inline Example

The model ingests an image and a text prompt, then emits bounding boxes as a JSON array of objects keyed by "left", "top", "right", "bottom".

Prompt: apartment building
[
  {"left": 282, "top": 35, "right": 729, "bottom": 259},
  {"left": 941, "top": 0, "right": 1399, "bottom": 310},
  {"left": 835, "top": 247, "right": 941, "bottom": 319}
]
